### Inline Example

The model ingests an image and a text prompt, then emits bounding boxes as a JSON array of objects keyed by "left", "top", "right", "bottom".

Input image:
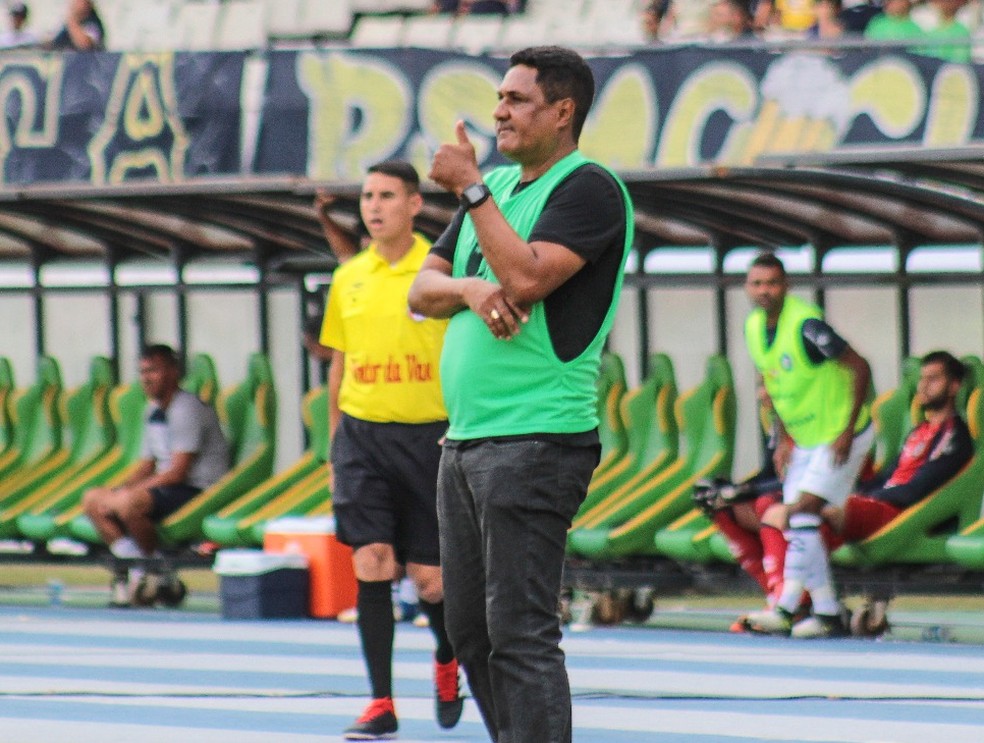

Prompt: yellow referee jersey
[{"left": 321, "top": 233, "right": 447, "bottom": 424}]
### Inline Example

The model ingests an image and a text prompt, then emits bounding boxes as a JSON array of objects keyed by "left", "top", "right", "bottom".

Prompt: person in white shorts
[{"left": 742, "top": 252, "right": 874, "bottom": 638}]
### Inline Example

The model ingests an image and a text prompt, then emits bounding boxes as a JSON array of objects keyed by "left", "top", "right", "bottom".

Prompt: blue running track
[{"left": 1, "top": 605, "right": 984, "bottom": 742}]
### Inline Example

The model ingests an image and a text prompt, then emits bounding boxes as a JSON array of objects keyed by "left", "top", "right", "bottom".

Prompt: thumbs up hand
[{"left": 429, "top": 120, "right": 482, "bottom": 197}]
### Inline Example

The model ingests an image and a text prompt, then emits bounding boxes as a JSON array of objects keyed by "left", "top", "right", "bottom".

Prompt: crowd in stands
[
  {"left": 0, "top": 0, "right": 979, "bottom": 58},
  {"left": 0, "top": 0, "right": 103, "bottom": 51},
  {"left": 645, "top": 0, "right": 978, "bottom": 62}
]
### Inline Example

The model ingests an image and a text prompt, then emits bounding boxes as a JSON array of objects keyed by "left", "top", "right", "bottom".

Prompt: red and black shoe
[
  {"left": 435, "top": 658, "right": 464, "bottom": 729},
  {"left": 344, "top": 697, "right": 398, "bottom": 740}
]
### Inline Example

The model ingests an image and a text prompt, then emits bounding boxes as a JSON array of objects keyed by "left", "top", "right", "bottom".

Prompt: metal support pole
[
  {"left": 108, "top": 258, "right": 121, "bottom": 381},
  {"left": 257, "top": 261, "right": 270, "bottom": 355}
]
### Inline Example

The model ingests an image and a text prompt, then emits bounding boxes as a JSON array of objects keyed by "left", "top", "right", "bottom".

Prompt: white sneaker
[
  {"left": 337, "top": 607, "right": 358, "bottom": 623},
  {"left": 47, "top": 538, "right": 89, "bottom": 556},
  {"left": 110, "top": 537, "right": 143, "bottom": 559},
  {"left": 744, "top": 608, "right": 793, "bottom": 635}
]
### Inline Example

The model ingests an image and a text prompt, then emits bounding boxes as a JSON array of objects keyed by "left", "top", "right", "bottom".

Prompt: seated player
[
  {"left": 698, "top": 350, "right": 972, "bottom": 636},
  {"left": 824, "top": 350, "right": 973, "bottom": 635}
]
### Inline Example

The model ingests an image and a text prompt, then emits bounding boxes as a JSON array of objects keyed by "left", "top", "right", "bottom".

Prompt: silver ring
[{"left": 490, "top": 309, "right": 501, "bottom": 321}]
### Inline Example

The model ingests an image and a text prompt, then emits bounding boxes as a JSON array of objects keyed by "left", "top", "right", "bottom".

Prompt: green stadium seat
[
  {"left": 574, "top": 353, "right": 678, "bottom": 518},
  {"left": 593, "top": 353, "right": 628, "bottom": 482},
  {"left": 0, "top": 357, "right": 116, "bottom": 538},
  {"left": 17, "top": 353, "right": 219, "bottom": 543},
  {"left": 0, "top": 358, "right": 16, "bottom": 470},
  {"left": 202, "top": 386, "right": 329, "bottom": 547},
  {"left": 834, "top": 356, "right": 984, "bottom": 568},
  {"left": 654, "top": 508, "right": 719, "bottom": 563},
  {"left": 0, "top": 356, "right": 65, "bottom": 494},
  {"left": 870, "top": 357, "right": 921, "bottom": 471},
  {"left": 567, "top": 355, "right": 736, "bottom": 559}
]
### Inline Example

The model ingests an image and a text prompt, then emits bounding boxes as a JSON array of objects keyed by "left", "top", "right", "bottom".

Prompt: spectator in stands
[
  {"left": 707, "top": 0, "right": 757, "bottom": 40},
  {"left": 46, "top": 0, "right": 104, "bottom": 51},
  {"left": 0, "top": 3, "right": 39, "bottom": 49},
  {"left": 756, "top": 0, "right": 819, "bottom": 36},
  {"left": 825, "top": 350, "right": 973, "bottom": 635},
  {"left": 916, "top": 0, "right": 972, "bottom": 62},
  {"left": 82, "top": 344, "right": 230, "bottom": 607},
  {"left": 741, "top": 252, "right": 874, "bottom": 639},
  {"left": 864, "top": 0, "right": 925, "bottom": 42},
  {"left": 463, "top": 0, "right": 510, "bottom": 14},
  {"left": 640, "top": 0, "right": 672, "bottom": 42},
  {"left": 313, "top": 189, "right": 360, "bottom": 265},
  {"left": 912, "top": 0, "right": 981, "bottom": 32},
  {"left": 807, "top": 0, "right": 847, "bottom": 36},
  {"left": 320, "top": 161, "right": 462, "bottom": 740},
  {"left": 661, "top": 0, "right": 720, "bottom": 39},
  {"left": 411, "top": 45, "right": 632, "bottom": 743},
  {"left": 840, "top": 0, "right": 884, "bottom": 33},
  {"left": 431, "top": 0, "right": 510, "bottom": 14}
]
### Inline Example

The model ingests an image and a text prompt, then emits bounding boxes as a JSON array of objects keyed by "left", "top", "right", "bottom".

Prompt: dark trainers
[
  {"left": 434, "top": 658, "right": 464, "bottom": 729},
  {"left": 344, "top": 697, "right": 398, "bottom": 740}
]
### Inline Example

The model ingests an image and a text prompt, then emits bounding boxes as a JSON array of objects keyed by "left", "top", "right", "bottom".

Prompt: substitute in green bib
[
  {"left": 742, "top": 251, "right": 874, "bottom": 640},
  {"left": 409, "top": 46, "right": 633, "bottom": 743},
  {"left": 320, "top": 161, "right": 463, "bottom": 740}
]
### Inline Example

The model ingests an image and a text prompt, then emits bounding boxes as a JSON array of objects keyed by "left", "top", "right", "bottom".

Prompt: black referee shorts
[{"left": 330, "top": 414, "right": 446, "bottom": 566}]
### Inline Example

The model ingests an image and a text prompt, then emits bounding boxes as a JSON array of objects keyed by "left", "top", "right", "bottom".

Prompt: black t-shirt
[{"left": 431, "top": 163, "right": 627, "bottom": 363}]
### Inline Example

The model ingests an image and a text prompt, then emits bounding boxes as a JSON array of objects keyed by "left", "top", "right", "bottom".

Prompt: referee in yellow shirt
[{"left": 320, "top": 161, "right": 462, "bottom": 740}]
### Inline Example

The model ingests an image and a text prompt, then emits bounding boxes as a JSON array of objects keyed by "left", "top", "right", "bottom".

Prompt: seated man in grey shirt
[{"left": 82, "top": 344, "right": 229, "bottom": 606}]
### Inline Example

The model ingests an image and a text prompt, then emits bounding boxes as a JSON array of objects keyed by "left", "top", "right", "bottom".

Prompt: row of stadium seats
[
  {"left": 22, "top": 0, "right": 643, "bottom": 52},
  {"left": 0, "top": 353, "right": 276, "bottom": 550},
  {"left": 349, "top": 6, "right": 647, "bottom": 53},
  {"left": 575, "top": 350, "right": 984, "bottom": 576},
  {"left": 8, "top": 345, "right": 984, "bottom": 578}
]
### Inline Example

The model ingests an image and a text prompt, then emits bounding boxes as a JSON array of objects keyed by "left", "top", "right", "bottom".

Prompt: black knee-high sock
[
  {"left": 418, "top": 599, "right": 454, "bottom": 664},
  {"left": 356, "top": 580, "right": 395, "bottom": 699}
]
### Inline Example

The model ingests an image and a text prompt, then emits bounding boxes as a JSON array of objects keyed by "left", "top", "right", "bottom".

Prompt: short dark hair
[
  {"left": 749, "top": 251, "right": 787, "bottom": 276},
  {"left": 367, "top": 160, "right": 420, "bottom": 194},
  {"left": 645, "top": 0, "right": 670, "bottom": 20},
  {"left": 509, "top": 46, "right": 595, "bottom": 142},
  {"left": 140, "top": 344, "right": 182, "bottom": 371},
  {"left": 921, "top": 350, "right": 966, "bottom": 384}
]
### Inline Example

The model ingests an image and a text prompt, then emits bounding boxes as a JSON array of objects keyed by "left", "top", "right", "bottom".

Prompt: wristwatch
[{"left": 460, "top": 181, "right": 492, "bottom": 211}]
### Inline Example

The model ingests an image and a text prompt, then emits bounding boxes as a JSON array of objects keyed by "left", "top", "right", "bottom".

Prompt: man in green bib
[
  {"left": 743, "top": 252, "right": 874, "bottom": 638},
  {"left": 409, "top": 46, "right": 633, "bottom": 743}
]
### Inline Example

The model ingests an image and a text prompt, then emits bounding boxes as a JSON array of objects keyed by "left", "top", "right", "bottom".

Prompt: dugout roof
[{"left": 3, "top": 147, "right": 984, "bottom": 283}]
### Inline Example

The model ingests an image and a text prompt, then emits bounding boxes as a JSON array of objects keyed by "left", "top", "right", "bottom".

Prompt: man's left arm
[
  {"left": 131, "top": 452, "right": 196, "bottom": 491},
  {"left": 831, "top": 345, "right": 872, "bottom": 464},
  {"left": 803, "top": 318, "right": 872, "bottom": 465},
  {"left": 874, "top": 421, "right": 974, "bottom": 508}
]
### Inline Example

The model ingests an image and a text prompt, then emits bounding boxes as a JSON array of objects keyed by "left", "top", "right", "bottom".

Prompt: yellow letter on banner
[
  {"left": 580, "top": 63, "right": 657, "bottom": 170},
  {"left": 413, "top": 60, "right": 499, "bottom": 176},
  {"left": 924, "top": 64, "right": 977, "bottom": 147},
  {"left": 0, "top": 55, "right": 64, "bottom": 184},
  {"left": 88, "top": 53, "right": 189, "bottom": 184},
  {"left": 849, "top": 57, "right": 925, "bottom": 139},
  {"left": 657, "top": 62, "right": 757, "bottom": 167},
  {"left": 298, "top": 51, "right": 411, "bottom": 180}
]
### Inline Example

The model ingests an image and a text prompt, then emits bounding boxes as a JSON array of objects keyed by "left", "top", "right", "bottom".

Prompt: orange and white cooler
[{"left": 263, "top": 517, "right": 357, "bottom": 619}]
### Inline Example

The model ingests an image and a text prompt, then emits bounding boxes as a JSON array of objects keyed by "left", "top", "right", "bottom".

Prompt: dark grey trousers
[{"left": 437, "top": 439, "right": 598, "bottom": 743}]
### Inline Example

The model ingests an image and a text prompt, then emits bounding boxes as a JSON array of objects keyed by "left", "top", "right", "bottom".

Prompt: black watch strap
[{"left": 460, "top": 182, "right": 492, "bottom": 211}]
